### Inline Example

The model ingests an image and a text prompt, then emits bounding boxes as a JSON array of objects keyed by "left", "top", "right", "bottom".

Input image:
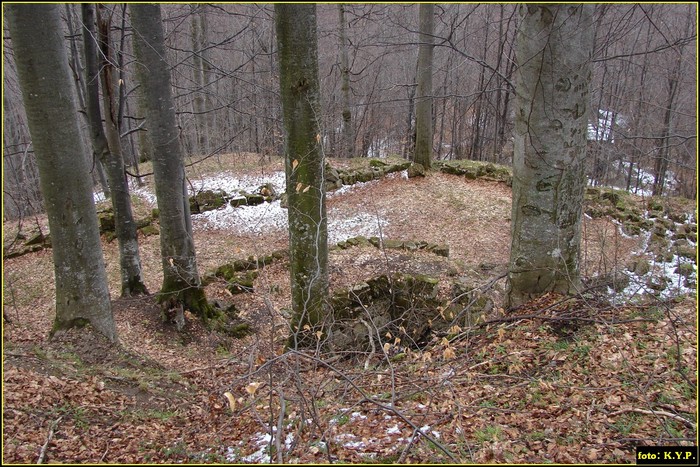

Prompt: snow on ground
[
  {"left": 187, "top": 171, "right": 287, "bottom": 196},
  {"left": 610, "top": 221, "right": 696, "bottom": 302},
  {"left": 127, "top": 171, "right": 389, "bottom": 244},
  {"left": 227, "top": 428, "right": 295, "bottom": 463},
  {"left": 107, "top": 168, "right": 695, "bottom": 300},
  {"left": 224, "top": 407, "right": 441, "bottom": 463},
  {"left": 589, "top": 161, "right": 678, "bottom": 198},
  {"left": 196, "top": 200, "right": 288, "bottom": 234}
]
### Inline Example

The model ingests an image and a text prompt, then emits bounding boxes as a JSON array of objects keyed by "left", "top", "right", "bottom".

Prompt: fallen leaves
[{"left": 2, "top": 154, "right": 696, "bottom": 464}]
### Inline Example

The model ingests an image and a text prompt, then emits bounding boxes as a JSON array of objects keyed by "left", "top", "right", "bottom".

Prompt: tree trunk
[
  {"left": 275, "top": 4, "right": 329, "bottom": 348},
  {"left": 130, "top": 4, "right": 211, "bottom": 320},
  {"left": 653, "top": 76, "right": 679, "bottom": 196},
  {"left": 82, "top": 3, "right": 147, "bottom": 297},
  {"left": 190, "top": 4, "right": 209, "bottom": 156},
  {"left": 414, "top": 3, "right": 435, "bottom": 168},
  {"left": 64, "top": 3, "right": 111, "bottom": 201},
  {"left": 338, "top": 4, "right": 353, "bottom": 158},
  {"left": 7, "top": 3, "right": 116, "bottom": 341},
  {"left": 506, "top": 4, "right": 594, "bottom": 308}
]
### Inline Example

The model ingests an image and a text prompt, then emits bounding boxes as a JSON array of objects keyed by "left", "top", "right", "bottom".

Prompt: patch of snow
[
  {"left": 328, "top": 179, "right": 379, "bottom": 198},
  {"left": 387, "top": 424, "right": 401, "bottom": 435},
  {"left": 128, "top": 170, "right": 391, "bottom": 242},
  {"left": 93, "top": 191, "right": 107, "bottom": 204},
  {"left": 328, "top": 211, "right": 388, "bottom": 244},
  {"left": 227, "top": 429, "right": 295, "bottom": 464},
  {"left": 239, "top": 432, "right": 272, "bottom": 463},
  {"left": 342, "top": 440, "right": 367, "bottom": 449},
  {"left": 195, "top": 200, "right": 288, "bottom": 234},
  {"left": 588, "top": 109, "right": 627, "bottom": 143},
  {"left": 350, "top": 411, "right": 367, "bottom": 422},
  {"left": 132, "top": 186, "right": 157, "bottom": 206},
  {"left": 189, "top": 171, "right": 286, "bottom": 196},
  {"left": 610, "top": 222, "right": 696, "bottom": 303}
]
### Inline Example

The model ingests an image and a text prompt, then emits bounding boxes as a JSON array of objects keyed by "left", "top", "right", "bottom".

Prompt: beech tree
[
  {"left": 337, "top": 3, "right": 353, "bottom": 158},
  {"left": 414, "top": 3, "right": 435, "bottom": 168},
  {"left": 7, "top": 3, "right": 116, "bottom": 340},
  {"left": 130, "top": 4, "right": 212, "bottom": 321},
  {"left": 506, "top": 4, "right": 595, "bottom": 308},
  {"left": 82, "top": 3, "right": 147, "bottom": 297},
  {"left": 275, "top": 4, "right": 329, "bottom": 347}
]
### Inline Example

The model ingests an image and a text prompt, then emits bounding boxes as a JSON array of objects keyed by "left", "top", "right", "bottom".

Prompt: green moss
[
  {"left": 50, "top": 318, "right": 90, "bottom": 338},
  {"left": 138, "top": 225, "right": 159, "bottom": 237},
  {"left": 674, "top": 263, "right": 695, "bottom": 277}
]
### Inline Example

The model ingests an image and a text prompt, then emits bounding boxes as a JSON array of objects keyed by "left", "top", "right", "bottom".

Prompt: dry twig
[{"left": 37, "top": 416, "right": 62, "bottom": 464}]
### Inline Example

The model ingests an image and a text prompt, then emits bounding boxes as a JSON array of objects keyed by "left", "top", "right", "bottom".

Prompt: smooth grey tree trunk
[
  {"left": 190, "top": 4, "right": 209, "bottom": 156},
  {"left": 506, "top": 4, "right": 594, "bottom": 308},
  {"left": 7, "top": 3, "right": 116, "bottom": 341},
  {"left": 130, "top": 4, "right": 212, "bottom": 320},
  {"left": 82, "top": 3, "right": 147, "bottom": 298},
  {"left": 275, "top": 4, "right": 329, "bottom": 348},
  {"left": 338, "top": 4, "right": 353, "bottom": 159},
  {"left": 414, "top": 3, "right": 435, "bottom": 169}
]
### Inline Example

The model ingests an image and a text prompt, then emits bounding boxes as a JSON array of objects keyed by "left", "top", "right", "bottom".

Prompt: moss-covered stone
[
  {"left": 387, "top": 161, "right": 411, "bottom": 173},
  {"left": 428, "top": 243, "right": 450, "bottom": 257},
  {"left": 229, "top": 196, "right": 248, "bottom": 207},
  {"left": 98, "top": 210, "right": 115, "bottom": 233},
  {"left": 675, "top": 245, "right": 697, "bottom": 261},
  {"left": 407, "top": 163, "right": 426, "bottom": 178},
  {"left": 190, "top": 189, "right": 227, "bottom": 214},
  {"left": 25, "top": 232, "right": 47, "bottom": 246},
  {"left": 622, "top": 222, "right": 642, "bottom": 236},
  {"left": 655, "top": 251, "right": 674, "bottom": 263},
  {"left": 138, "top": 225, "right": 159, "bottom": 237},
  {"left": 243, "top": 193, "right": 265, "bottom": 206},
  {"left": 668, "top": 211, "right": 687, "bottom": 224},
  {"left": 647, "top": 198, "right": 664, "bottom": 211},
  {"left": 675, "top": 263, "right": 695, "bottom": 278},
  {"left": 340, "top": 173, "right": 356, "bottom": 185},
  {"left": 646, "top": 277, "right": 668, "bottom": 292},
  {"left": 601, "top": 190, "right": 621, "bottom": 205},
  {"left": 383, "top": 239, "right": 405, "bottom": 250},
  {"left": 226, "top": 271, "right": 258, "bottom": 295},
  {"left": 135, "top": 217, "right": 152, "bottom": 229},
  {"left": 439, "top": 163, "right": 468, "bottom": 176},
  {"left": 345, "top": 236, "right": 370, "bottom": 247},
  {"left": 585, "top": 187, "right": 601, "bottom": 200},
  {"left": 627, "top": 256, "right": 651, "bottom": 276}
]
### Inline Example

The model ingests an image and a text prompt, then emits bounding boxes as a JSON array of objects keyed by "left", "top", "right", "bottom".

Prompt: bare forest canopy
[{"left": 2, "top": 3, "right": 697, "bottom": 220}]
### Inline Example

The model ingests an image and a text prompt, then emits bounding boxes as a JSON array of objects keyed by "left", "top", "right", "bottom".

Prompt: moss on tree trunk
[
  {"left": 131, "top": 4, "right": 211, "bottom": 322},
  {"left": 275, "top": 4, "right": 330, "bottom": 348}
]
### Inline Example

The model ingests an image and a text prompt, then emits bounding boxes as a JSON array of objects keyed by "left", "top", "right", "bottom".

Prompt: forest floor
[{"left": 3, "top": 153, "right": 697, "bottom": 464}]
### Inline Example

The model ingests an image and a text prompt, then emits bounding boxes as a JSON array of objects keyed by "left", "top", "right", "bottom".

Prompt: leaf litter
[{"left": 3, "top": 153, "right": 696, "bottom": 463}]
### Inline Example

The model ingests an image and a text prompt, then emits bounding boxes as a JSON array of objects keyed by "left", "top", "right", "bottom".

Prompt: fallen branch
[
  {"left": 480, "top": 314, "right": 656, "bottom": 326},
  {"left": 37, "top": 416, "right": 62, "bottom": 464},
  {"left": 609, "top": 408, "right": 696, "bottom": 430}
]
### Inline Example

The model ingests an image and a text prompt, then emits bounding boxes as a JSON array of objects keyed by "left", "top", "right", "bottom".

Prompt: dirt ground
[{"left": 3, "top": 154, "right": 697, "bottom": 463}]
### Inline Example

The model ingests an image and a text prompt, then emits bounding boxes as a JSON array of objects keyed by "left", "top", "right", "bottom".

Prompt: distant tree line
[{"left": 3, "top": 4, "right": 696, "bottom": 221}]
